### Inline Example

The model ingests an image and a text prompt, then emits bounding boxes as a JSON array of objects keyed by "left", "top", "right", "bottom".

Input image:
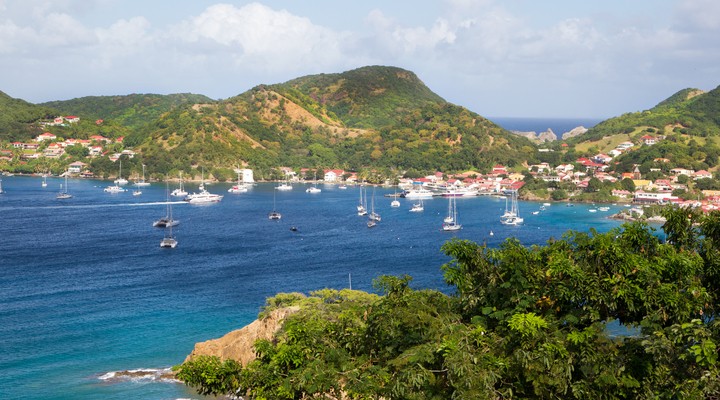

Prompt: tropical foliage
[
  {"left": 0, "top": 90, "right": 57, "bottom": 142},
  {"left": 175, "top": 207, "right": 720, "bottom": 399},
  {"left": 41, "top": 93, "right": 214, "bottom": 130}
]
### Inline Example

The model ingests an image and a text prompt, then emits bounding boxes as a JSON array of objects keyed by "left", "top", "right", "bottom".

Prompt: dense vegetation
[
  {"left": 0, "top": 91, "right": 58, "bottom": 142},
  {"left": 123, "top": 66, "right": 533, "bottom": 180},
  {"left": 41, "top": 93, "right": 215, "bottom": 130},
  {"left": 569, "top": 86, "right": 720, "bottom": 145},
  {"left": 175, "top": 206, "right": 720, "bottom": 399}
]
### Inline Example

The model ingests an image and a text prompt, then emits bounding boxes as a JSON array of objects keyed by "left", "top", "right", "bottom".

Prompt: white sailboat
[
  {"left": 171, "top": 172, "right": 188, "bottom": 197},
  {"left": 390, "top": 189, "right": 400, "bottom": 207},
  {"left": 41, "top": 174, "right": 47, "bottom": 187},
  {"left": 57, "top": 173, "right": 73, "bottom": 199},
  {"left": 409, "top": 198, "right": 424, "bottom": 212},
  {"left": 444, "top": 196, "right": 454, "bottom": 223},
  {"left": 500, "top": 191, "right": 523, "bottom": 225},
  {"left": 442, "top": 196, "right": 461, "bottom": 231},
  {"left": 369, "top": 187, "right": 381, "bottom": 222},
  {"left": 268, "top": 189, "right": 282, "bottom": 220},
  {"left": 135, "top": 164, "right": 151, "bottom": 187},
  {"left": 107, "top": 161, "right": 128, "bottom": 192},
  {"left": 276, "top": 174, "right": 293, "bottom": 191},
  {"left": 357, "top": 185, "right": 368, "bottom": 216},
  {"left": 160, "top": 201, "right": 178, "bottom": 249},
  {"left": 228, "top": 171, "right": 249, "bottom": 193},
  {"left": 154, "top": 182, "right": 179, "bottom": 227},
  {"left": 0, "top": 177, "right": 4, "bottom": 194},
  {"left": 114, "top": 160, "right": 128, "bottom": 185},
  {"left": 306, "top": 172, "right": 322, "bottom": 193}
]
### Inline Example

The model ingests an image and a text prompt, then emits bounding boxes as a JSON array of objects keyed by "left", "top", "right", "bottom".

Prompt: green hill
[
  {"left": 41, "top": 93, "right": 215, "bottom": 130},
  {"left": 569, "top": 85, "right": 720, "bottom": 146},
  {"left": 128, "top": 66, "right": 533, "bottom": 180},
  {"left": 560, "top": 86, "right": 720, "bottom": 175},
  {"left": 0, "top": 91, "right": 58, "bottom": 142}
]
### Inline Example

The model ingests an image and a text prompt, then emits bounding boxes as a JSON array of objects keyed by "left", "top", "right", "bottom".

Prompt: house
[
  {"left": 491, "top": 164, "right": 508, "bottom": 175},
  {"left": 68, "top": 161, "right": 87, "bottom": 174},
  {"left": 694, "top": 170, "right": 713, "bottom": 180},
  {"left": 89, "top": 146, "right": 103, "bottom": 157},
  {"left": 634, "top": 191, "right": 675, "bottom": 204},
  {"left": 35, "top": 132, "right": 56, "bottom": 142},
  {"left": 608, "top": 149, "right": 623, "bottom": 157},
  {"left": 43, "top": 143, "right": 64, "bottom": 158},
  {"left": 592, "top": 153, "right": 613, "bottom": 164},
  {"left": 64, "top": 116, "right": 80, "bottom": 123},
  {"left": 508, "top": 172, "right": 525, "bottom": 182},
  {"left": 670, "top": 168, "right": 694, "bottom": 176},
  {"left": 120, "top": 149, "right": 135, "bottom": 158},
  {"left": 616, "top": 141, "right": 634, "bottom": 150},
  {"left": 323, "top": 169, "right": 345, "bottom": 182},
  {"left": 95, "top": 119, "right": 104, "bottom": 125},
  {"left": 530, "top": 163, "right": 551, "bottom": 173},
  {"left": 555, "top": 164, "right": 574, "bottom": 174},
  {"left": 640, "top": 135, "right": 657, "bottom": 145},
  {"left": 653, "top": 179, "right": 674, "bottom": 191}
]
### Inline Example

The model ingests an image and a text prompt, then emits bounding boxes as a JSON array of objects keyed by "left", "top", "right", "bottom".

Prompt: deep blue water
[
  {"left": 491, "top": 116, "right": 603, "bottom": 135},
  {"left": 0, "top": 175, "right": 626, "bottom": 399}
]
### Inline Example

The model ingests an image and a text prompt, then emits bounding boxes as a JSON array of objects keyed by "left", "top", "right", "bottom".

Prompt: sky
[{"left": 0, "top": 0, "right": 718, "bottom": 118}]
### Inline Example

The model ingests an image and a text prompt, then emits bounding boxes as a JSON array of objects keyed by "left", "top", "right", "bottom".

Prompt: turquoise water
[{"left": 0, "top": 175, "right": 626, "bottom": 399}]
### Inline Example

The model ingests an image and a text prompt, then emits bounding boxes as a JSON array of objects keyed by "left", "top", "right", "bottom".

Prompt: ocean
[
  {"left": 491, "top": 116, "right": 603, "bottom": 136},
  {"left": 0, "top": 173, "right": 626, "bottom": 399}
]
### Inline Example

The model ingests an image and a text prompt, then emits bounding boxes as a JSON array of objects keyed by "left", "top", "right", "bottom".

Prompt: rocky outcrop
[
  {"left": 536, "top": 129, "right": 557, "bottom": 142},
  {"left": 184, "top": 306, "right": 299, "bottom": 366},
  {"left": 511, "top": 129, "right": 557, "bottom": 142},
  {"left": 562, "top": 126, "right": 588, "bottom": 140}
]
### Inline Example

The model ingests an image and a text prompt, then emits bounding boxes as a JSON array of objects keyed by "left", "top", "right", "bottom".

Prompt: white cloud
[
  {"left": 175, "top": 3, "right": 346, "bottom": 71},
  {"left": 0, "top": 0, "right": 717, "bottom": 117}
]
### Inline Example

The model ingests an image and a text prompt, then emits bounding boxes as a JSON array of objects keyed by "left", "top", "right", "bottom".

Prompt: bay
[{"left": 0, "top": 175, "right": 626, "bottom": 399}]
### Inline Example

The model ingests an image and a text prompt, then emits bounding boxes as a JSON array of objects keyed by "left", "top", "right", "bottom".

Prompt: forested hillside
[
  {"left": 0, "top": 91, "right": 57, "bottom": 142},
  {"left": 41, "top": 93, "right": 215, "bottom": 130},
  {"left": 127, "top": 66, "right": 534, "bottom": 180}
]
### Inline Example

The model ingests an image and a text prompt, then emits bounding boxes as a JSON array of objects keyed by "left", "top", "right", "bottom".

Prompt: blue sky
[{"left": 0, "top": 0, "right": 718, "bottom": 118}]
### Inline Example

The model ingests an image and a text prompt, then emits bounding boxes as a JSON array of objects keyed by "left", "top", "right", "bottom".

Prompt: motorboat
[
  {"left": 184, "top": 183, "right": 223, "bottom": 203},
  {"left": 104, "top": 185, "right": 127, "bottom": 193},
  {"left": 184, "top": 169, "right": 223, "bottom": 204},
  {"left": 133, "top": 190, "right": 142, "bottom": 196},
  {"left": 401, "top": 187, "right": 434, "bottom": 199}
]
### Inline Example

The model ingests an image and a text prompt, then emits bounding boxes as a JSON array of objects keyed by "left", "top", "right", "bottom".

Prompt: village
[{"left": 2, "top": 115, "right": 720, "bottom": 213}]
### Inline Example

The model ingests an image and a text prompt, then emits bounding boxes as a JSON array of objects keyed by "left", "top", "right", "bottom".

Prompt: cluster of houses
[{"left": 3, "top": 121, "right": 133, "bottom": 175}]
